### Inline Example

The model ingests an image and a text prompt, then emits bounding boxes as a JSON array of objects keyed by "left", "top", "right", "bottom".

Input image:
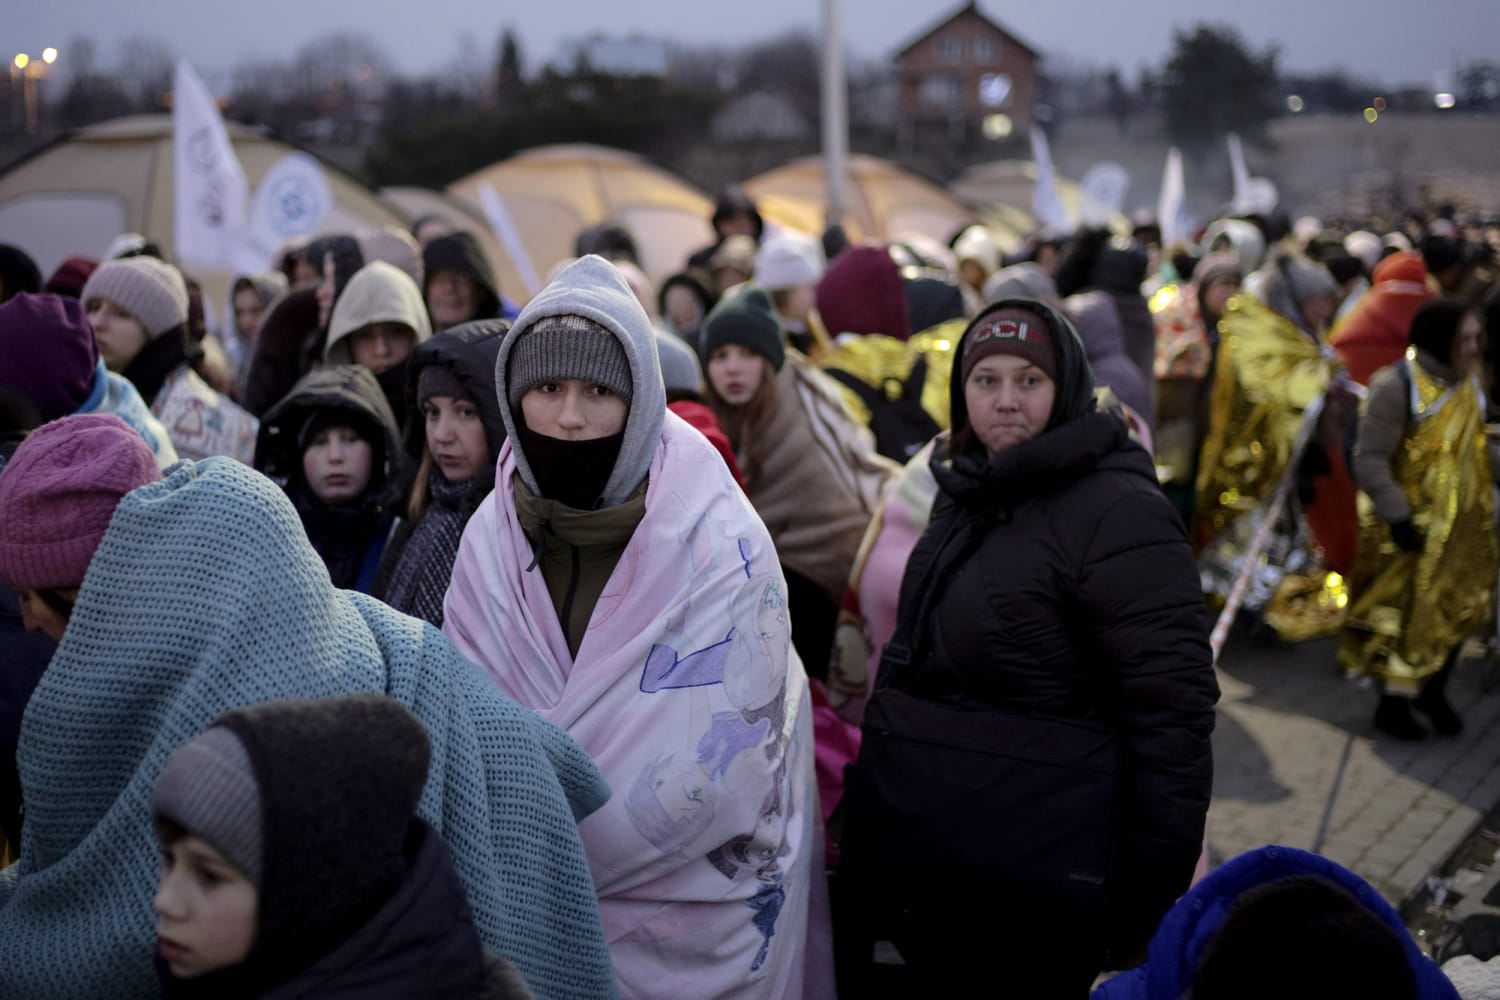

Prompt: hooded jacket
[
  {"left": 1331, "top": 251, "right": 1434, "bottom": 386},
  {"left": 490, "top": 256, "right": 664, "bottom": 653},
  {"left": 240, "top": 286, "right": 322, "bottom": 418},
  {"left": 898, "top": 298, "right": 1217, "bottom": 961},
  {"left": 254, "top": 366, "right": 405, "bottom": 592},
  {"left": 497, "top": 255, "right": 664, "bottom": 509},
  {"left": 375, "top": 320, "right": 510, "bottom": 626},
  {"left": 423, "top": 233, "right": 502, "bottom": 328},
  {"left": 1066, "top": 289, "right": 1156, "bottom": 429},
  {"left": 324, "top": 261, "right": 434, "bottom": 366},
  {"left": 1092, "top": 846, "right": 1459, "bottom": 1000}
]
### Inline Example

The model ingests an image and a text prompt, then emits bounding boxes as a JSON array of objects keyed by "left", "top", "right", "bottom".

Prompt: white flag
[
  {"left": 1078, "top": 162, "right": 1130, "bottom": 228},
  {"left": 1029, "top": 126, "right": 1071, "bottom": 233},
  {"left": 173, "top": 61, "right": 249, "bottom": 268},
  {"left": 1158, "top": 147, "right": 1190, "bottom": 247},
  {"left": 478, "top": 183, "right": 542, "bottom": 298},
  {"left": 1226, "top": 133, "right": 1253, "bottom": 215},
  {"left": 241, "top": 152, "right": 333, "bottom": 273}
]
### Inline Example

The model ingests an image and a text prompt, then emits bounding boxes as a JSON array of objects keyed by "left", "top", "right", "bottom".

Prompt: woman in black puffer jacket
[{"left": 841, "top": 299, "right": 1218, "bottom": 998}]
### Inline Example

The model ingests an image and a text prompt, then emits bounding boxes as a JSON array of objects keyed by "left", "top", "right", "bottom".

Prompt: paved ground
[{"left": 1208, "top": 630, "right": 1500, "bottom": 955}]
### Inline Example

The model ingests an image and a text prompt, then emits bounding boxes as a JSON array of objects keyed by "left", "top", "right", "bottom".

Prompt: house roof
[{"left": 893, "top": 1, "right": 1040, "bottom": 62}]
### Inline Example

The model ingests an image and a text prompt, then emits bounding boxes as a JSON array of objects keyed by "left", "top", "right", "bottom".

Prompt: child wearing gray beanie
[{"left": 150, "top": 694, "right": 533, "bottom": 998}]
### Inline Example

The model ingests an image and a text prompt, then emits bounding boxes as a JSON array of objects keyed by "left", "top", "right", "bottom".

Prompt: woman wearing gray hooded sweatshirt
[{"left": 443, "top": 256, "right": 824, "bottom": 998}]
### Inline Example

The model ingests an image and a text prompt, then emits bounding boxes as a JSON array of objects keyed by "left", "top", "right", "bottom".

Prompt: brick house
[{"left": 893, "top": 1, "right": 1040, "bottom": 144}]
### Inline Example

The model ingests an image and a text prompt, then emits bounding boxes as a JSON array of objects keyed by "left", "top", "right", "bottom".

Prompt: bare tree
[{"left": 115, "top": 36, "right": 175, "bottom": 110}]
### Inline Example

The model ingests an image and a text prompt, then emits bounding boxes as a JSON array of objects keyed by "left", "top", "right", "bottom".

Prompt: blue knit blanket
[{"left": 0, "top": 457, "right": 618, "bottom": 1000}]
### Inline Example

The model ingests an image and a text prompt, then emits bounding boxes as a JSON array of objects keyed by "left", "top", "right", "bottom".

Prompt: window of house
[
  {"left": 920, "top": 74, "right": 960, "bottom": 108},
  {"left": 935, "top": 35, "right": 961, "bottom": 64},
  {"left": 973, "top": 36, "right": 997, "bottom": 63}
]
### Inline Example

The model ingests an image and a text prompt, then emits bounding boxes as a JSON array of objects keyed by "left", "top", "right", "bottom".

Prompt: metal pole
[{"left": 820, "top": 0, "right": 848, "bottom": 232}]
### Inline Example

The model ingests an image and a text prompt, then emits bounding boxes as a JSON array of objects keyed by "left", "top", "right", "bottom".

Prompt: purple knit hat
[
  {"left": 0, "top": 293, "right": 101, "bottom": 421},
  {"left": 0, "top": 413, "right": 161, "bottom": 590}
]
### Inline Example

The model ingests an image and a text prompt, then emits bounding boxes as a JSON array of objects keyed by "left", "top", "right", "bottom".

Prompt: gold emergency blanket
[
  {"left": 818, "top": 320, "right": 963, "bottom": 431},
  {"left": 1193, "top": 295, "right": 1331, "bottom": 551},
  {"left": 1338, "top": 361, "right": 1497, "bottom": 690}
]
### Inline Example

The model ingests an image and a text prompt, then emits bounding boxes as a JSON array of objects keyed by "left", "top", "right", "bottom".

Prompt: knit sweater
[{"left": 0, "top": 458, "right": 616, "bottom": 1000}]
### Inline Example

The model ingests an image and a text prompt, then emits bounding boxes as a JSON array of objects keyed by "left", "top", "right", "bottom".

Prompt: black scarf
[
  {"left": 516, "top": 425, "right": 625, "bottom": 511},
  {"left": 289, "top": 481, "right": 390, "bottom": 590},
  {"left": 122, "top": 327, "right": 193, "bottom": 406}
]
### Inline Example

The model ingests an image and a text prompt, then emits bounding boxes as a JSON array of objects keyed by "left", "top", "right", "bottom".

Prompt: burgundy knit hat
[
  {"left": 960, "top": 305, "right": 1058, "bottom": 384},
  {"left": 816, "top": 245, "right": 912, "bottom": 341},
  {"left": 0, "top": 413, "right": 161, "bottom": 590},
  {"left": 44, "top": 256, "right": 100, "bottom": 299},
  {"left": 0, "top": 292, "right": 100, "bottom": 421}
]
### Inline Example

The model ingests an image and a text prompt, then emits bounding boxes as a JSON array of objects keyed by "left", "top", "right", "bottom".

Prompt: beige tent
[
  {"left": 446, "top": 144, "right": 718, "bottom": 289},
  {"left": 380, "top": 185, "right": 522, "bottom": 306},
  {"left": 0, "top": 115, "right": 411, "bottom": 316},
  {"left": 949, "top": 159, "right": 1129, "bottom": 235},
  {"left": 741, "top": 154, "right": 977, "bottom": 246}
]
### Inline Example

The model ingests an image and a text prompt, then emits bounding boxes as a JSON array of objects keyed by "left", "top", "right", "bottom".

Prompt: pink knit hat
[{"left": 0, "top": 413, "right": 161, "bottom": 590}]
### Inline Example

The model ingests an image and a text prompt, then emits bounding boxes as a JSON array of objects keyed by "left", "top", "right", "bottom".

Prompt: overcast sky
[{"left": 12, "top": 0, "right": 1491, "bottom": 88}]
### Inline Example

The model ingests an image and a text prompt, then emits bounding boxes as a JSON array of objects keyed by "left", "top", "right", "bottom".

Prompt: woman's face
[
  {"left": 664, "top": 285, "right": 704, "bottom": 335},
  {"left": 301, "top": 425, "right": 374, "bottom": 506},
  {"left": 963, "top": 354, "right": 1056, "bottom": 456},
  {"left": 348, "top": 322, "right": 416, "bottom": 374},
  {"left": 423, "top": 394, "right": 490, "bottom": 483},
  {"left": 17, "top": 588, "right": 76, "bottom": 642},
  {"left": 707, "top": 344, "right": 767, "bottom": 407},
  {"left": 426, "top": 270, "right": 479, "bottom": 331},
  {"left": 87, "top": 298, "right": 150, "bottom": 371},
  {"left": 1300, "top": 292, "right": 1337, "bottom": 334},
  {"left": 1201, "top": 274, "right": 1241, "bottom": 321},
  {"left": 520, "top": 379, "right": 628, "bottom": 441},
  {"left": 1453, "top": 311, "right": 1483, "bottom": 374},
  {"left": 315, "top": 252, "right": 337, "bottom": 328},
  {"left": 231, "top": 287, "right": 265, "bottom": 340}
]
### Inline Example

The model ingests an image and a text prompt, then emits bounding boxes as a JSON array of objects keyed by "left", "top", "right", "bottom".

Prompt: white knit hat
[
  {"left": 752, "top": 231, "right": 825, "bottom": 291},
  {"left": 80, "top": 257, "right": 189, "bottom": 339},
  {"left": 952, "top": 225, "right": 1000, "bottom": 274}
]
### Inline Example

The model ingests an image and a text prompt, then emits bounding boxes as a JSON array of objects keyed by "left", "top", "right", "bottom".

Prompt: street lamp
[{"left": 10, "top": 48, "right": 57, "bottom": 135}]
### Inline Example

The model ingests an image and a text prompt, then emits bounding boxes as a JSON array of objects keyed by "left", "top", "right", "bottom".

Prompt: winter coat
[
  {"left": 1066, "top": 289, "right": 1155, "bottom": 429},
  {"left": 240, "top": 286, "right": 323, "bottom": 418},
  {"left": 254, "top": 366, "right": 405, "bottom": 592},
  {"left": 246, "top": 821, "right": 533, "bottom": 999},
  {"left": 900, "top": 298, "right": 1217, "bottom": 961},
  {"left": 1331, "top": 251, "right": 1434, "bottom": 387},
  {"left": 375, "top": 321, "right": 509, "bottom": 625},
  {"left": 1092, "top": 845, "right": 1460, "bottom": 1000}
]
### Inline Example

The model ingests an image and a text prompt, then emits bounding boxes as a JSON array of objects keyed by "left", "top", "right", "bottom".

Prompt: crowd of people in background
[{"left": 1, "top": 180, "right": 1499, "bottom": 998}]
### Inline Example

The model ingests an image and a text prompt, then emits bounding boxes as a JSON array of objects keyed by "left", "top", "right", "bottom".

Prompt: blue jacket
[{"left": 1092, "top": 845, "right": 1458, "bottom": 1000}]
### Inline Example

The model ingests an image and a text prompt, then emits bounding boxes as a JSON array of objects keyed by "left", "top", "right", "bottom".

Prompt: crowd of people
[{"left": 1, "top": 181, "right": 1498, "bottom": 998}]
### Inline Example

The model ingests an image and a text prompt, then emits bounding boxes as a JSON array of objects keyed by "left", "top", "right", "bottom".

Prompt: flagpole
[{"left": 820, "top": 0, "right": 848, "bottom": 233}]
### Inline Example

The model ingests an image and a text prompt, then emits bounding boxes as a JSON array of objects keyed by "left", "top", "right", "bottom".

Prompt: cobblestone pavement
[{"left": 1209, "top": 631, "right": 1500, "bottom": 945}]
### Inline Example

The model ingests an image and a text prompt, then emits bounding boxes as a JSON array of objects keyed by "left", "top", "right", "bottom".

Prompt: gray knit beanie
[
  {"left": 80, "top": 257, "right": 189, "bottom": 339},
  {"left": 151, "top": 726, "right": 263, "bottom": 885},
  {"left": 506, "top": 313, "right": 633, "bottom": 409}
]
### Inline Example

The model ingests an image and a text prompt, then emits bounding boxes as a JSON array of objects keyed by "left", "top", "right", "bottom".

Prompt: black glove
[{"left": 1389, "top": 520, "right": 1424, "bottom": 553}]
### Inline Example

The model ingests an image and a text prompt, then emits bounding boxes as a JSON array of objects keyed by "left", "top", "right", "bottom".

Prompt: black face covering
[{"left": 516, "top": 424, "right": 625, "bottom": 510}]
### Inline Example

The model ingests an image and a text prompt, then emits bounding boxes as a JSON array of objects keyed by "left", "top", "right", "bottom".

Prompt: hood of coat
[
  {"left": 401, "top": 319, "right": 510, "bottom": 466},
  {"left": 495, "top": 254, "right": 665, "bottom": 507},
  {"left": 254, "top": 364, "right": 405, "bottom": 514},
  {"left": 1098, "top": 845, "right": 1458, "bottom": 1000},
  {"left": 422, "top": 232, "right": 502, "bottom": 323},
  {"left": 324, "top": 261, "right": 433, "bottom": 366}
]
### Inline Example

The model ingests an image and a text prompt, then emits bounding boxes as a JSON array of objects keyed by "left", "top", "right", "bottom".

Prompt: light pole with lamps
[{"left": 12, "top": 47, "right": 57, "bottom": 135}]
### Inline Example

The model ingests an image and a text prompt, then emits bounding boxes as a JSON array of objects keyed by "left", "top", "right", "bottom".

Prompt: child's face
[
  {"left": 302, "top": 425, "right": 374, "bottom": 506},
  {"left": 153, "top": 834, "right": 258, "bottom": 978}
]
